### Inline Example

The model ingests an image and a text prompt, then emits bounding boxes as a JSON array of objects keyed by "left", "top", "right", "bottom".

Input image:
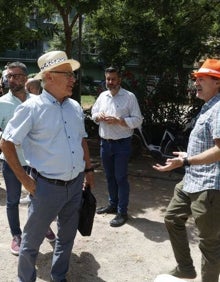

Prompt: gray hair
[{"left": 7, "top": 61, "right": 28, "bottom": 75}]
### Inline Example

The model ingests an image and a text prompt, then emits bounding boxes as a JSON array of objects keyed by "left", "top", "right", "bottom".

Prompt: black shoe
[
  {"left": 96, "top": 205, "right": 117, "bottom": 214},
  {"left": 169, "top": 266, "right": 197, "bottom": 279},
  {"left": 110, "top": 213, "right": 128, "bottom": 227}
]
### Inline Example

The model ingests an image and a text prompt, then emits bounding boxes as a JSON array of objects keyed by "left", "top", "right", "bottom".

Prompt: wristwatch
[{"left": 183, "top": 157, "right": 190, "bottom": 166}]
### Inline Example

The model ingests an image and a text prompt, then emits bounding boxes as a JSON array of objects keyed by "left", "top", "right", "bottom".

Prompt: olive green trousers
[{"left": 165, "top": 180, "right": 220, "bottom": 282}]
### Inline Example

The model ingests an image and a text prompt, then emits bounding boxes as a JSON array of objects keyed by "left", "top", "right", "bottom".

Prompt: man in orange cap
[{"left": 153, "top": 58, "right": 220, "bottom": 282}]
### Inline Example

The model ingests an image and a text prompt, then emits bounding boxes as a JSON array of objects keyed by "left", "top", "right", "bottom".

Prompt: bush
[
  {"left": 81, "top": 76, "right": 105, "bottom": 96},
  {"left": 121, "top": 70, "right": 202, "bottom": 133}
]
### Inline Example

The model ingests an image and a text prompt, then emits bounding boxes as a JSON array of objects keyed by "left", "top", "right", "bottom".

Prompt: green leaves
[{"left": 86, "top": 0, "right": 220, "bottom": 73}]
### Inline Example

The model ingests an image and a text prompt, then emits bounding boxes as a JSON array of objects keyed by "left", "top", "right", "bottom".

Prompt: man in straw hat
[
  {"left": 0, "top": 61, "right": 56, "bottom": 256},
  {"left": 153, "top": 58, "right": 220, "bottom": 282},
  {"left": 0, "top": 50, "right": 94, "bottom": 282}
]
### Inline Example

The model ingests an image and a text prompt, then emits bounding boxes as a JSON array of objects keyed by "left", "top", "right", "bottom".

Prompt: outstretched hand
[{"left": 152, "top": 151, "right": 187, "bottom": 172}]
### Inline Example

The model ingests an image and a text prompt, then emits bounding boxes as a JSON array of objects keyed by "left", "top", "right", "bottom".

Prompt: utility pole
[{"left": 77, "top": 14, "right": 82, "bottom": 104}]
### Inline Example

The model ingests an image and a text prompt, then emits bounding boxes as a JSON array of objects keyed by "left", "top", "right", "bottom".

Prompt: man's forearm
[
  {"left": 188, "top": 144, "right": 220, "bottom": 165},
  {"left": 0, "top": 139, "right": 27, "bottom": 183},
  {"left": 82, "top": 138, "right": 92, "bottom": 169}
]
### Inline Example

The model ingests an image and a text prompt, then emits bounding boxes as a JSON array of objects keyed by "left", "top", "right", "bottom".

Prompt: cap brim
[
  {"left": 191, "top": 72, "right": 220, "bottom": 79},
  {"left": 191, "top": 72, "right": 220, "bottom": 78},
  {"left": 34, "top": 59, "right": 80, "bottom": 80}
]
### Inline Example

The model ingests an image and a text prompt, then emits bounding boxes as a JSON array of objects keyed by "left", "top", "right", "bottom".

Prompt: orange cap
[{"left": 192, "top": 58, "right": 220, "bottom": 78}]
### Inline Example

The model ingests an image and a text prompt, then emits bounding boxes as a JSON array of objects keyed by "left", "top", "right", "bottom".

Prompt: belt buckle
[{"left": 54, "top": 179, "right": 68, "bottom": 186}]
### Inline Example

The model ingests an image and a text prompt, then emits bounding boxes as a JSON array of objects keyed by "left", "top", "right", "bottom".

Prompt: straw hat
[
  {"left": 34, "top": 51, "right": 80, "bottom": 79},
  {"left": 192, "top": 58, "right": 220, "bottom": 78}
]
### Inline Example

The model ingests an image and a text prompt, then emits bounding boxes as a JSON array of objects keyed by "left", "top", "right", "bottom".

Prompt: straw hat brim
[{"left": 34, "top": 59, "right": 80, "bottom": 80}]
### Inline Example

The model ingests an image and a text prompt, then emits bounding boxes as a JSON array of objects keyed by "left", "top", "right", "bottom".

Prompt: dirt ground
[{"left": 0, "top": 149, "right": 202, "bottom": 282}]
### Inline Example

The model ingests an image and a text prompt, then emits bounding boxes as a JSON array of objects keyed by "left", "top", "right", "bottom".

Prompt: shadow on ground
[{"left": 36, "top": 251, "right": 106, "bottom": 282}]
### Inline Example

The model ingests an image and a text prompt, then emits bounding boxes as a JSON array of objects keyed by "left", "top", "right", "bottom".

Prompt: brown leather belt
[{"left": 31, "top": 168, "right": 74, "bottom": 186}]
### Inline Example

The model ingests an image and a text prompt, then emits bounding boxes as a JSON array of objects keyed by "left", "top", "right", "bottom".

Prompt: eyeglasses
[
  {"left": 6, "top": 73, "right": 26, "bottom": 80},
  {"left": 49, "top": 71, "right": 76, "bottom": 79}
]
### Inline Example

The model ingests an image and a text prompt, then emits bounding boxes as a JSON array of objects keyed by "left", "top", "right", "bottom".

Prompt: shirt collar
[
  {"left": 8, "top": 90, "right": 31, "bottom": 101},
  {"left": 106, "top": 87, "right": 123, "bottom": 97},
  {"left": 41, "top": 89, "right": 69, "bottom": 105},
  {"left": 202, "top": 93, "right": 220, "bottom": 113},
  {"left": 41, "top": 89, "right": 61, "bottom": 105}
]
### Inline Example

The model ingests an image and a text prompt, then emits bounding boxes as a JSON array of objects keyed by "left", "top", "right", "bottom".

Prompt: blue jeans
[
  {"left": 18, "top": 172, "right": 84, "bottom": 282},
  {"left": 101, "top": 137, "right": 131, "bottom": 214},
  {"left": 2, "top": 160, "right": 30, "bottom": 237}
]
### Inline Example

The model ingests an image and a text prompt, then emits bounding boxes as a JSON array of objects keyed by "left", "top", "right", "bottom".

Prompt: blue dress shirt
[{"left": 2, "top": 90, "right": 87, "bottom": 181}]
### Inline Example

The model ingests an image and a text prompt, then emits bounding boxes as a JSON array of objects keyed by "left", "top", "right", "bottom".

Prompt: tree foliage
[
  {"left": 0, "top": 0, "right": 34, "bottom": 52},
  {"left": 83, "top": 0, "right": 220, "bottom": 128},
  {"left": 1, "top": 0, "right": 220, "bottom": 126},
  {"left": 84, "top": 0, "right": 133, "bottom": 68},
  {"left": 86, "top": 0, "right": 220, "bottom": 72},
  {"left": 32, "top": 0, "right": 101, "bottom": 57},
  {"left": 0, "top": 0, "right": 101, "bottom": 57}
]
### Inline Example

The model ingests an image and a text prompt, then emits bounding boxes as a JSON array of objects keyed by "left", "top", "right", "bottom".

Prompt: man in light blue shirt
[
  {"left": 0, "top": 61, "right": 56, "bottom": 256},
  {"left": 1, "top": 51, "right": 94, "bottom": 282}
]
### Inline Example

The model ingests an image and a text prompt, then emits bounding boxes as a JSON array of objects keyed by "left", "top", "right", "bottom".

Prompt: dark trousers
[
  {"left": 2, "top": 160, "right": 30, "bottom": 236},
  {"left": 101, "top": 137, "right": 131, "bottom": 214},
  {"left": 165, "top": 180, "right": 220, "bottom": 282}
]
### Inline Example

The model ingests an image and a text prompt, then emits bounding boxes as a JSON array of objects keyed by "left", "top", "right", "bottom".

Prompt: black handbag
[{"left": 78, "top": 185, "right": 96, "bottom": 236}]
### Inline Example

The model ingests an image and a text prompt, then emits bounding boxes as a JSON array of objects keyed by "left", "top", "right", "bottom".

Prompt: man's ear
[
  {"left": 216, "top": 79, "right": 220, "bottom": 87},
  {"left": 216, "top": 80, "right": 220, "bottom": 91},
  {"left": 44, "top": 72, "right": 53, "bottom": 81}
]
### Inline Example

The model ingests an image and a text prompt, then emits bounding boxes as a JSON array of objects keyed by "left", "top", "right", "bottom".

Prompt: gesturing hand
[{"left": 153, "top": 151, "right": 187, "bottom": 172}]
